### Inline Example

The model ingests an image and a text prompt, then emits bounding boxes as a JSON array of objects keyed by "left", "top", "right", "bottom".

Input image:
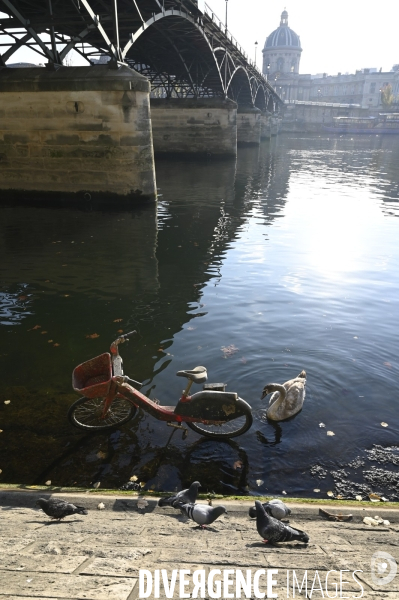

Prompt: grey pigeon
[
  {"left": 158, "top": 481, "right": 201, "bottom": 508},
  {"left": 255, "top": 500, "right": 308, "bottom": 544},
  {"left": 179, "top": 503, "right": 226, "bottom": 528},
  {"left": 249, "top": 498, "right": 291, "bottom": 520},
  {"left": 36, "top": 498, "right": 88, "bottom": 521}
]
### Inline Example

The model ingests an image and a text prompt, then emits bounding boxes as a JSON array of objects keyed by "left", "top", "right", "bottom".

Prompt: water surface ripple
[{"left": 0, "top": 134, "right": 398, "bottom": 499}]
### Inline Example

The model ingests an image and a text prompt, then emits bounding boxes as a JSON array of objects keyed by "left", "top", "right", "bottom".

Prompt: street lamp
[
  {"left": 266, "top": 62, "right": 270, "bottom": 81},
  {"left": 254, "top": 41, "right": 258, "bottom": 66},
  {"left": 225, "top": 0, "right": 228, "bottom": 32}
]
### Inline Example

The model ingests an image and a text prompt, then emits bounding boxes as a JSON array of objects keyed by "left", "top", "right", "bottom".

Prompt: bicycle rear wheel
[
  {"left": 68, "top": 396, "right": 137, "bottom": 431},
  {"left": 187, "top": 400, "right": 252, "bottom": 439}
]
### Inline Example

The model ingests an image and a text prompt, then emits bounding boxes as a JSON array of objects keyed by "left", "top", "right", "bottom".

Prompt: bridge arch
[
  {"left": 254, "top": 85, "right": 267, "bottom": 111},
  {"left": 227, "top": 66, "right": 252, "bottom": 105}
]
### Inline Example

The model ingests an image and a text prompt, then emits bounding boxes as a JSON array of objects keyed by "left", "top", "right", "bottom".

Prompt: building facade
[{"left": 262, "top": 10, "right": 399, "bottom": 110}]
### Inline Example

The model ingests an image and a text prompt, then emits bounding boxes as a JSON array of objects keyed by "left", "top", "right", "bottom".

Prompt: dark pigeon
[
  {"left": 158, "top": 481, "right": 201, "bottom": 508},
  {"left": 249, "top": 498, "right": 291, "bottom": 520},
  {"left": 36, "top": 498, "right": 88, "bottom": 521},
  {"left": 255, "top": 500, "right": 308, "bottom": 544},
  {"left": 179, "top": 503, "right": 226, "bottom": 528}
]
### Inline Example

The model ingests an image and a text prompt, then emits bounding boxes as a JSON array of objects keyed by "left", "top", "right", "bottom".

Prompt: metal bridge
[{"left": 0, "top": 0, "right": 282, "bottom": 112}]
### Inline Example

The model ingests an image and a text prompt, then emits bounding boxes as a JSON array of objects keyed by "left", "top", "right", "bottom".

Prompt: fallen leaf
[
  {"left": 53, "top": 343, "right": 60, "bottom": 347},
  {"left": 93, "top": 482, "right": 101, "bottom": 489},
  {"left": 18, "top": 295, "right": 27, "bottom": 301},
  {"left": 369, "top": 493, "right": 381, "bottom": 502},
  {"left": 96, "top": 451, "right": 106, "bottom": 459},
  {"left": 336, "top": 494, "right": 343, "bottom": 499},
  {"left": 319, "top": 422, "right": 325, "bottom": 428},
  {"left": 233, "top": 461, "right": 243, "bottom": 470},
  {"left": 327, "top": 491, "right": 334, "bottom": 497},
  {"left": 63, "top": 294, "right": 70, "bottom": 298},
  {"left": 113, "top": 319, "right": 123, "bottom": 322},
  {"left": 158, "top": 348, "right": 164, "bottom": 352},
  {"left": 355, "top": 495, "right": 363, "bottom": 501},
  {"left": 327, "top": 431, "right": 335, "bottom": 436},
  {"left": 221, "top": 344, "right": 239, "bottom": 357},
  {"left": 4, "top": 400, "right": 10, "bottom": 405},
  {"left": 140, "top": 481, "right": 145, "bottom": 488},
  {"left": 256, "top": 479, "right": 264, "bottom": 486},
  {"left": 86, "top": 333, "right": 100, "bottom": 339},
  {"left": 61, "top": 264, "right": 68, "bottom": 267},
  {"left": 381, "top": 422, "right": 388, "bottom": 427},
  {"left": 0, "top": 430, "right": 3, "bottom": 433},
  {"left": 97, "top": 502, "right": 105, "bottom": 510},
  {"left": 129, "top": 475, "right": 138, "bottom": 482},
  {"left": 117, "top": 329, "right": 123, "bottom": 333},
  {"left": 45, "top": 280, "right": 50, "bottom": 283},
  {"left": 31, "top": 325, "right": 41, "bottom": 330},
  {"left": 45, "top": 480, "right": 51, "bottom": 486},
  {"left": 48, "top": 340, "right": 53, "bottom": 343},
  {"left": 0, "top": 469, "right": 2, "bottom": 474},
  {"left": 313, "top": 489, "right": 320, "bottom": 493},
  {"left": 41, "top": 331, "right": 48, "bottom": 334}
]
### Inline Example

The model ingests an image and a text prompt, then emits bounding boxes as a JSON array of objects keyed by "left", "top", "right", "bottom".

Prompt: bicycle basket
[{"left": 72, "top": 353, "right": 112, "bottom": 398}]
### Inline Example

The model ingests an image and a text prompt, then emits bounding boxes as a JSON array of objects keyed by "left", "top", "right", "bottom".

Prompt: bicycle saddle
[{"left": 176, "top": 366, "right": 208, "bottom": 384}]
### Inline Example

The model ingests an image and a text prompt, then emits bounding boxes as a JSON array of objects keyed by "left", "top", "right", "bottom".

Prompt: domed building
[
  {"left": 262, "top": 10, "right": 302, "bottom": 77},
  {"left": 262, "top": 9, "right": 311, "bottom": 103}
]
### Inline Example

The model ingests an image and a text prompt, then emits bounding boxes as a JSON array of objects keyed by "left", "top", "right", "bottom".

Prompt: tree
[{"left": 381, "top": 84, "right": 394, "bottom": 108}]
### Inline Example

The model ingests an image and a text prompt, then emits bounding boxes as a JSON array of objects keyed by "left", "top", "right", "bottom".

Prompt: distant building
[{"left": 262, "top": 10, "right": 399, "bottom": 109}]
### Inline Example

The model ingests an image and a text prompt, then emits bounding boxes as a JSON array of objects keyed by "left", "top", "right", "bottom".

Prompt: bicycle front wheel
[
  {"left": 68, "top": 396, "right": 137, "bottom": 431},
  {"left": 187, "top": 400, "right": 253, "bottom": 439}
]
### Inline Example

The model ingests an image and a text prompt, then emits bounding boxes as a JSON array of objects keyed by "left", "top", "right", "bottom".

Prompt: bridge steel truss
[{"left": 0, "top": 0, "right": 282, "bottom": 112}]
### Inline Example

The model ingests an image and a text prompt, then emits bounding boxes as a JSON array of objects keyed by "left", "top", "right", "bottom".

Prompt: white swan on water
[{"left": 261, "top": 370, "right": 306, "bottom": 421}]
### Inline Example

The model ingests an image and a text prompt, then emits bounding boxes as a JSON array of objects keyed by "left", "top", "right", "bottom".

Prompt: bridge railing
[{"left": 202, "top": 1, "right": 262, "bottom": 77}]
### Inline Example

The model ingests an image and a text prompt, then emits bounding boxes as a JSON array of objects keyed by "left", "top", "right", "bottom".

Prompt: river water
[{"left": 1, "top": 133, "right": 399, "bottom": 500}]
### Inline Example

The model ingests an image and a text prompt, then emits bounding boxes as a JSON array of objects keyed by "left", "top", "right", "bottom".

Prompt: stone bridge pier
[
  {"left": 0, "top": 65, "right": 157, "bottom": 204},
  {"left": 150, "top": 97, "right": 237, "bottom": 157}
]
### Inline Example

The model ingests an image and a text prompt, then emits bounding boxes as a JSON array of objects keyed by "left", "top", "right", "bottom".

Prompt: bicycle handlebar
[{"left": 110, "top": 330, "right": 137, "bottom": 354}]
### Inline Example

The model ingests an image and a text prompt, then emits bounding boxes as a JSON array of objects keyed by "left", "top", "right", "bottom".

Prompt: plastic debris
[
  {"left": 327, "top": 491, "right": 334, "bottom": 497},
  {"left": 313, "top": 489, "right": 320, "bottom": 493},
  {"left": 45, "top": 480, "right": 51, "bottom": 486},
  {"left": 97, "top": 502, "right": 105, "bottom": 510},
  {"left": 355, "top": 495, "right": 363, "bottom": 501},
  {"left": 93, "top": 482, "right": 101, "bottom": 489},
  {"left": 137, "top": 499, "right": 148, "bottom": 509},
  {"left": 327, "top": 431, "right": 335, "bottom": 436},
  {"left": 381, "top": 422, "right": 388, "bottom": 427},
  {"left": 4, "top": 400, "right": 10, "bottom": 405},
  {"left": 319, "top": 423, "right": 326, "bottom": 428},
  {"left": 256, "top": 479, "right": 264, "bottom": 486}
]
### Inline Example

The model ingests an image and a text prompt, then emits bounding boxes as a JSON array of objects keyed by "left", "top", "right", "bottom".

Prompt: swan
[{"left": 261, "top": 370, "right": 306, "bottom": 421}]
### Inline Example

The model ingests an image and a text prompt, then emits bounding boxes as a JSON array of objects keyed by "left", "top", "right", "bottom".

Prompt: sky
[
  {"left": 208, "top": 0, "right": 399, "bottom": 75},
  {"left": 4, "top": 0, "right": 399, "bottom": 75}
]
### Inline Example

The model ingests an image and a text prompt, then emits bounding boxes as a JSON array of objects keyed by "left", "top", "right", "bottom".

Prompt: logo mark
[{"left": 371, "top": 551, "right": 397, "bottom": 586}]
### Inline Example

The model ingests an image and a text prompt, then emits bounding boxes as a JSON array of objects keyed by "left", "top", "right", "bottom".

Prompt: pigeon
[
  {"left": 255, "top": 500, "right": 309, "bottom": 544},
  {"left": 249, "top": 498, "right": 291, "bottom": 520},
  {"left": 158, "top": 481, "right": 201, "bottom": 508},
  {"left": 36, "top": 498, "right": 88, "bottom": 521},
  {"left": 179, "top": 503, "right": 226, "bottom": 528}
]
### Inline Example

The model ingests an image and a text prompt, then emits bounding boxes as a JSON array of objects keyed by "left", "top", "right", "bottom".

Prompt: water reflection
[{"left": 1, "top": 134, "right": 399, "bottom": 499}]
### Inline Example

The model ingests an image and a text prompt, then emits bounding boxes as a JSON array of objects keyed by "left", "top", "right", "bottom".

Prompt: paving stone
[
  {"left": 158, "top": 548, "right": 266, "bottom": 567},
  {"left": 79, "top": 557, "right": 139, "bottom": 577},
  {"left": 0, "top": 552, "right": 87, "bottom": 573},
  {"left": 0, "top": 571, "right": 136, "bottom": 599},
  {"left": 25, "top": 541, "right": 155, "bottom": 562},
  {"left": 0, "top": 537, "right": 35, "bottom": 552}
]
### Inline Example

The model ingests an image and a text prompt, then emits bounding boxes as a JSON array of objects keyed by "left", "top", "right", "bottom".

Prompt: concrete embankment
[{"left": 1, "top": 488, "right": 398, "bottom": 599}]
